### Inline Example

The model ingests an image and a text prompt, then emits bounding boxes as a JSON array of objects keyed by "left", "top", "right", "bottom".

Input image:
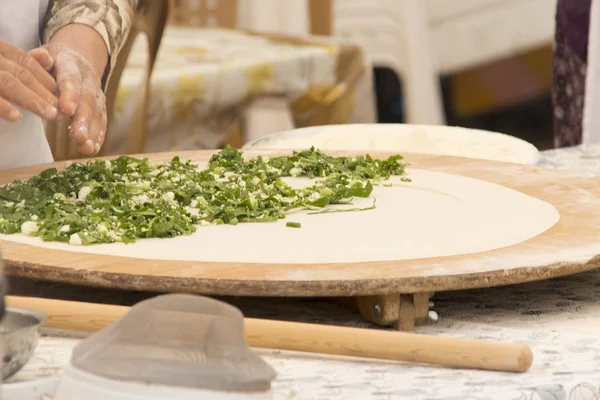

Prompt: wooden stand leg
[
  {"left": 356, "top": 294, "right": 400, "bottom": 326},
  {"left": 356, "top": 292, "right": 433, "bottom": 331}
]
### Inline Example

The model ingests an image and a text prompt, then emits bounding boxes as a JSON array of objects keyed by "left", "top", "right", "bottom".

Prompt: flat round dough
[
  {"left": 243, "top": 124, "right": 541, "bottom": 165},
  {"left": 0, "top": 169, "right": 559, "bottom": 264}
]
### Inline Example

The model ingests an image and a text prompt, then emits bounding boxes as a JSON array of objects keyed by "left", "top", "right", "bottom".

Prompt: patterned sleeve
[{"left": 43, "top": 0, "right": 139, "bottom": 85}]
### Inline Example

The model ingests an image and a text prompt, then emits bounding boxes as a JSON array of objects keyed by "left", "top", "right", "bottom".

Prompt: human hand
[
  {"left": 0, "top": 39, "right": 59, "bottom": 122},
  {"left": 30, "top": 41, "right": 107, "bottom": 156}
]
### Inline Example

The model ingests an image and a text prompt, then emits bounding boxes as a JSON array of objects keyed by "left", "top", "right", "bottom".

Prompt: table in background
[
  {"left": 9, "top": 145, "right": 600, "bottom": 400},
  {"left": 105, "top": 27, "right": 376, "bottom": 154}
]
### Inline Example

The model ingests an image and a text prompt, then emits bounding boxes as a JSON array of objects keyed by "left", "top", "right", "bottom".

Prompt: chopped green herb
[
  {"left": 286, "top": 222, "right": 301, "bottom": 228},
  {"left": 0, "top": 146, "right": 408, "bottom": 245}
]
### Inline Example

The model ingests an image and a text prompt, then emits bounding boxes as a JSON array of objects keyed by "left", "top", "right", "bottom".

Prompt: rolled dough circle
[
  {"left": 243, "top": 124, "right": 541, "bottom": 165},
  {"left": 0, "top": 169, "right": 559, "bottom": 264}
]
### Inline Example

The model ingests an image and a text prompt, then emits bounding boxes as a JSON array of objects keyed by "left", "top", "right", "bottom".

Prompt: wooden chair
[
  {"left": 169, "top": 0, "right": 237, "bottom": 27},
  {"left": 308, "top": 0, "right": 333, "bottom": 36},
  {"left": 46, "top": 0, "right": 169, "bottom": 160},
  {"left": 168, "top": 0, "right": 330, "bottom": 31}
]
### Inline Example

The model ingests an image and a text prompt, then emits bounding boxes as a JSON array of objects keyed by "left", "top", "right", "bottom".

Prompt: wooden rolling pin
[{"left": 6, "top": 295, "right": 533, "bottom": 373}]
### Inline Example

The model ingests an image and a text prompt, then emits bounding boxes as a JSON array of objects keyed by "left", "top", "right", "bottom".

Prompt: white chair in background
[{"left": 333, "top": 0, "right": 558, "bottom": 125}]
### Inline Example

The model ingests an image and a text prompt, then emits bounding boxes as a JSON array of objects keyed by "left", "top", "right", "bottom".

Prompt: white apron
[{"left": 0, "top": 0, "right": 52, "bottom": 170}]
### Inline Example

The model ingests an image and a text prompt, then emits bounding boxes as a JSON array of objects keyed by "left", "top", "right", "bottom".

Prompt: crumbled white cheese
[
  {"left": 131, "top": 195, "right": 149, "bottom": 205},
  {"left": 69, "top": 234, "right": 82, "bottom": 246},
  {"left": 21, "top": 221, "right": 38, "bottom": 236},
  {"left": 251, "top": 176, "right": 261, "bottom": 186},
  {"left": 199, "top": 220, "right": 211, "bottom": 227},
  {"left": 30, "top": 215, "right": 38, "bottom": 221},
  {"left": 104, "top": 160, "right": 111, "bottom": 169},
  {"left": 289, "top": 167, "right": 303, "bottom": 177},
  {"left": 78, "top": 186, "right": 93, "bottom": 201},
  {"left": 162, "top": 192, "right": 175, "bottom": 202},
  {"left": 149, "top": 169, "right": 161, "bottom": 176},
  {"left": 185, "top": 206, "right": 199, "bottom": 217},
  {"left": 59, "top": 225, "right": 70, "bottom": 233},
  {"left": 97, "top": 224, "right": 108, "bottom": 234}
]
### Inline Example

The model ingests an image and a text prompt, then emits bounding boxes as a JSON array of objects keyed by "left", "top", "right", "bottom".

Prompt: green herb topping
[{"left": 0, "top": 147, "right": 408, "bottom": 245}]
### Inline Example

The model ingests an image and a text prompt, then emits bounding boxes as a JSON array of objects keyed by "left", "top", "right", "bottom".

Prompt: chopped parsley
[{"left": 0, "top": 147, "right": 409, "bottom": 245}]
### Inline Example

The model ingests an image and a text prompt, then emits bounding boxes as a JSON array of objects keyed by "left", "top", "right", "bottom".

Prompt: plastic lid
[{"left": 70, "top": 294, "right": 276, "bottom": 393}]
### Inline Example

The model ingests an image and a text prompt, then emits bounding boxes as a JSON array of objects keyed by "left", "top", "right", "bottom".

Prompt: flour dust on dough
[{"left": 0, "top": 169, "right": 560, "bottom": 264}]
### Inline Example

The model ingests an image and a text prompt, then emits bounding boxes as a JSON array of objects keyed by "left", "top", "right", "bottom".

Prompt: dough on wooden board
[
  {"left": 245, "top": 124, "right": 540, "bottom": 165},
  {"left": 0, "top": 169, "right": 559, "bottom": 264}
]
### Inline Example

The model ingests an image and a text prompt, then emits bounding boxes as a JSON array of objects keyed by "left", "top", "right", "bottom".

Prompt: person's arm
[
  {"left": 43, "top": 0, "right": 138, "bottom": 88},
  {"left": 45, "top": 25, "right": 108, "bottom": 87},
  {"left": 31, "top": 0, "right": 138, "bottom": 156}
]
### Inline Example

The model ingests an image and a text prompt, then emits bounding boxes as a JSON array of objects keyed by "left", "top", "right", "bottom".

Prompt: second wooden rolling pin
[{"left": 6, "top": 295, "right": 533, "bottom": 373}]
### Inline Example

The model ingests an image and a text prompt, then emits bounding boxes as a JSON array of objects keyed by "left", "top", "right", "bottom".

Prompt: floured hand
[
  {"left": 30, "top": 43, "right": 107, "bottom": 156},
  {"left": 0, "top": 39, "right": 59, "bottom": 122}
]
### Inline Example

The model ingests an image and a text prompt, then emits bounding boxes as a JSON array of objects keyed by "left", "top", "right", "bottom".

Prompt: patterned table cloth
[
  {"left": 104, "top": 27, "right": 375, "bottom": 154},
  {"left": 7, "top": 145, "right": 600, "bottom": 400}
]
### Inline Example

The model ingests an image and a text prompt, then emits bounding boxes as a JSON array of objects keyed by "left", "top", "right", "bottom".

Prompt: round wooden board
[{"left": 1, "top": 150, "right": 600, "bottom": 297}]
